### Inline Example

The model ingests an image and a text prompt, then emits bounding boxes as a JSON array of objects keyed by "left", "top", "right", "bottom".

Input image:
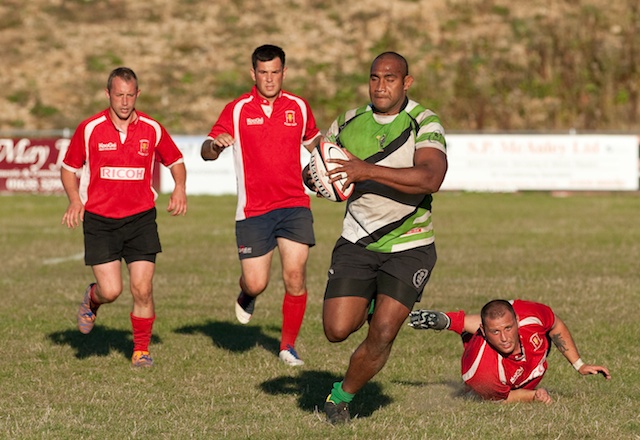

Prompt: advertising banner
[
  {"left": 441, "top": 134, "right": 639, "bottom": 191},
  {"left": 2, "top": 134, "right": 637, "bottom": 195},
  {"left": 0, "top": 138, "right": 70, "bottom": 193}
]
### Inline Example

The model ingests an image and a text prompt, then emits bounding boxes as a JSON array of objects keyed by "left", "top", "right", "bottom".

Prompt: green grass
[{"left": 0, "top": 192, "right": 638, "bottom": 439}]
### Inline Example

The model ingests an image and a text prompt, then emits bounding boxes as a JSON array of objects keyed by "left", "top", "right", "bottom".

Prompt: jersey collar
[{"left": 251, "top": 85, "right": 283, "bottom": 105}]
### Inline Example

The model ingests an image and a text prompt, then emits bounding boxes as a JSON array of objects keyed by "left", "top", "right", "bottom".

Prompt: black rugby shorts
[
  {"left": 324, "top": 237, "right": 437, "bottom": 309},
  {"left": 235, "top": 207, "right": 315, "bottom": 260},
  {"left": 83, "top": 208, "right": 161, "bottom": 265}
]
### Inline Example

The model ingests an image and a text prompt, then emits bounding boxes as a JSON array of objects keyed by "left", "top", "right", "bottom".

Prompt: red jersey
[
  {"left": 62, "top": 109, "right": 184, "bottom": 219},
  {"left": 208, "top": 86, "right": 320, "bottom": 220},
  {"left": 460, "top": 300, "right": 555, "bottom": 401}
]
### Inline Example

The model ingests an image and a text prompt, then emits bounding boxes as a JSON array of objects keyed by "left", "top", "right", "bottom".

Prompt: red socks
[
  {"left": 131, "top": 313, "right": 156, "bottom": 352},
  {"left": 446, "top": 310, "right": 466, "bottom": 335},
  {"left": 280, "top": 292, "right": 307, "bottom": 351}
]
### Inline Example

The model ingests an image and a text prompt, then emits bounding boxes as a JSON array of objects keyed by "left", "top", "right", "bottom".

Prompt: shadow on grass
[
  {"left": 174, "top": 320, "right": 280, "bottom": 355},
  {"left": 393, "top": 378, "right": 479, "bottom": 400},
  {"left": 260, "top": 370, "right": 393, "bottom": 419},
  {"left": 48, "top": 326, "right": 161, "bottom": 360}
]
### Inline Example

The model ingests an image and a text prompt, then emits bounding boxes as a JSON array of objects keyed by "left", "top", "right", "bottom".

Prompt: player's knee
[
  {"left": 97, "top": 284, "right": 123, "bottom": 303},
  {"left": 282, "top": 270, "right": 305, "bottom": 293},
  {"left": 323, "top": 323, "right": 354, "bottom": 342},
  {"left": 324, "top": 329, "right": 348, "bottom": 343},
  {"left": 242, "top": 279, "right": 267, "bottom": 296},
  {"left": 368, "top": 320, "right": 401, "bottom": 346},
  {"left": 130, "top": 286, "right": 152, "bottom": 301}
]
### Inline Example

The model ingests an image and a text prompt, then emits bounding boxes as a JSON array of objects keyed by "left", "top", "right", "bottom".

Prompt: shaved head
[{"left": 371, "top": 52, "right": 409, "bottom": 77}]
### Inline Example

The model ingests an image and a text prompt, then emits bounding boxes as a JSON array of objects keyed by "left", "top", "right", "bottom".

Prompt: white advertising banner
[
  {"left": 162, "top": 134, "right": 639, "bottom": 195},
  {"left": 441, "top": 134, "right": 639, "bottom": 191},
  {"left": 160, "top": 136, "right": 236, "bottom": 195}
]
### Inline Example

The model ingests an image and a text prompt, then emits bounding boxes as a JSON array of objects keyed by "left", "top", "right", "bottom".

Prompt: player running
[
  {"left": 61, "top": 67, "right": 187, "bottom": 368},
  {"left": 201, "top": 44, "right": 320, "bottom": 366}
]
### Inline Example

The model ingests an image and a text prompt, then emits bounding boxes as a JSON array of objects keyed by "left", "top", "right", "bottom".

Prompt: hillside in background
[{"left": 1, "top": 0, "right": 639, "bottom": 134}]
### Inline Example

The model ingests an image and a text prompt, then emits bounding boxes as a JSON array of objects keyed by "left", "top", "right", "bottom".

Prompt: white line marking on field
[{"left": 43, "top": 252, "right": 84, "bottom": 265}]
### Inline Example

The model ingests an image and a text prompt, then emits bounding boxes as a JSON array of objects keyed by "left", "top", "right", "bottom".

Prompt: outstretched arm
[{"left": 549, "top": 315, "right": 611, "bottom": 379}]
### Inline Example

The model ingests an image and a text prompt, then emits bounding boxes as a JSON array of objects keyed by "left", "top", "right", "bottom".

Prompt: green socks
[{"left": 327, "top": 381, "right": 355, "bottom": 405}]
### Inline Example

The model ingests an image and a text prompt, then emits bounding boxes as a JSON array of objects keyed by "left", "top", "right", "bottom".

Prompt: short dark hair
[
  {"left": 481, "top": 299, "right": 516, "bottom": 326},
  {"left": 372, "top": 52, "right": 409, "bottom": 77},
  {"left": 252, "top": 44, "right": 286, "bottom": 69},
  {"left": 107, "top": 67, "right": 138, "bottom": 91}
]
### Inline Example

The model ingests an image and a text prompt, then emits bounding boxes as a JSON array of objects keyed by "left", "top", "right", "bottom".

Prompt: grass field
[{"left": 0, "top": 192, "right": 638, "bottom": 439}]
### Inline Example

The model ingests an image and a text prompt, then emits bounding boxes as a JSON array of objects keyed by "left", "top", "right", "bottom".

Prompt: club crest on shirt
[
  {"left": 530, "top": 332, "right": 543, "bottom": 351},
  {"left": 284, "top": 110, "right": 297, "bottom": 127},
  {"left": 138, "top": 139, "right": 150, "bottom": 156}
]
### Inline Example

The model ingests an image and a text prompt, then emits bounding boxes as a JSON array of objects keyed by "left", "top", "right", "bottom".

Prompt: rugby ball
[{"left": 309, "top": 142, "right": 354, "bottom": 202}]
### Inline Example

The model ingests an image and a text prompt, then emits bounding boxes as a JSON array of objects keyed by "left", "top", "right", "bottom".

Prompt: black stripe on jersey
[{"left": 352, "top": 194, "right": 432, "bottom": 247}]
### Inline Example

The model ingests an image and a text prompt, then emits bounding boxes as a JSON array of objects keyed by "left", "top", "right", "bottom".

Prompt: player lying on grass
[{"left": 409, "top": 299, "right": 611, "bottom": 403}]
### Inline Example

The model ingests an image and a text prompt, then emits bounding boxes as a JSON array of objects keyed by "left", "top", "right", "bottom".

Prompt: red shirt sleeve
[
  {"left": 513, "top": 300, "right": 555, "bottom": 331},
  {"left": 301, "top": 99, "right": 320, "bottom": 144},
  {"left": 63, "top": 119, "right": 90, "bottom": 170},
  {"left": 154, "top": 124, "right": 183, "bottom": 167},
  {"left": 208, "top": 101, "right": 236, "bottom": 139}
]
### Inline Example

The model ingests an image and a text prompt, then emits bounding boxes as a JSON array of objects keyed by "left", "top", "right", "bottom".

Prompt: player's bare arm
[
  {"left": 167, "top": 162, "right": 187, "bottom": 216},
  {"left": 201, "top": 133, "right": 233, "bottom": 161},
  {"left": 506, "top": 388, "right": 552, "bottom": 405},
  {"left": 60, "top": 167, "right": 85, "bottom": 229},
  {"left": 533, "top": 388, "right": 553, "bottom": 404},
  {"left": 328, "top": 147, "right": 447, "bottom": 194},
  {"left": 550, "top": 315, "right": 611, "bottom": 379}
]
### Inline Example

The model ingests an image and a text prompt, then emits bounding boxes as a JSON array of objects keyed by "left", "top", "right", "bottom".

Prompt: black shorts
[
  {"left": 324, "top": 237, "right": 437, "bottom": 309},
  {"left": 83, "top": 208, "right": 161, "bottom": 266},
  {"left": 235, "top": 207, "right": 315, "bottom": 260}
]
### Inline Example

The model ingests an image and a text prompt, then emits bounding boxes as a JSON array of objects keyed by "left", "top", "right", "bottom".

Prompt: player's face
[
  {"left": 107, "top": 77, "right": 140, "bottom": 122},
  {"left": 481, "top": 313, "right": 520, "bottom": 357},
  {"left": 251, "top": 58, "right": 286, "bottom": 103},
  {"left": 369, "top": 57, "right": 413, "bottom": 115}
]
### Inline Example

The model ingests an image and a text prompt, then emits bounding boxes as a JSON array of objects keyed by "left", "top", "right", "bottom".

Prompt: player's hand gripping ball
[{"left": 308, "top": 142, "right": 354, "bottom": 202}]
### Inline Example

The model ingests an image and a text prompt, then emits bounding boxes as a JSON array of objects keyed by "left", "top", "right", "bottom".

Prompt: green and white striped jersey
[{"left": 326, "top": 98, "right": 446, "bottom": 253}]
